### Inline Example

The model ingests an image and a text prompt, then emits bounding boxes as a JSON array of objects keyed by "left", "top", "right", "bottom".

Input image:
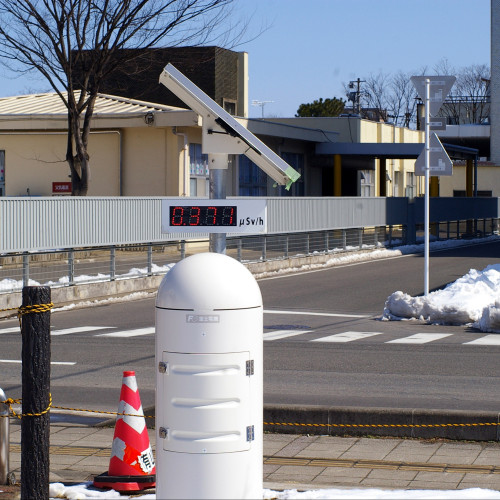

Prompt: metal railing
[{"left": 0, "top": 218, "right": 497, "bottom": 294}]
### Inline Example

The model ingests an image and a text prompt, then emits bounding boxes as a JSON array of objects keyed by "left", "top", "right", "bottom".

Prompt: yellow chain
[
  {"left": 51, "top": 405, "right": 155, "bottom": 419},
  {"left": 264, "top": 421, "right": 500, "bottom": 429},
  {"left": 3, "top": 394, "right": 52, "bottom": 419},
  {"left": 1, "top": 400, "right": 498, "bottom": 428},
  {"left": 1, "top": 398, "right": 154, "bottom": 419},
  {"left": 0, "top": 302, "right": 54, "bottom": 327},
  {"left": 17, "top": 302, "right": 54, "bottom": 327}
]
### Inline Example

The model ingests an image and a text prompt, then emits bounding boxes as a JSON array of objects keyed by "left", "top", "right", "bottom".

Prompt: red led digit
[
  {"left": 171, "top": 206, "right": 184, "bottom": 226},
  {"left": 222, "top": 206, "right": 234, "bottom": 225},
  {"left": 207, "top": 206, "right": 217, "bottom": 225},
  {"left": 189, "top": 206, "right": 201, "bottom": 226}
]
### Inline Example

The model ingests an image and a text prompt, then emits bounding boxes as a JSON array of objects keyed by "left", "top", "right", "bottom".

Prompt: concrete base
[{"left": 0, "top": 275, "right": 165, "bottom": 318}]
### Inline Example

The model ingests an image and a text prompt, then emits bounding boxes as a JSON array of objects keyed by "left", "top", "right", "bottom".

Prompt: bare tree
[
  {"left": 434, "top": 60, "right": 490, "bottom": 125},
  {"left": 343, "top": 61, "right": 490, "bottom": 129},
  {"left": 0, "top": 0, "right": 239, "bottom": 195},
  {"left": 387, "top": 71, "right": 418, "bottom": 127},
  {"left": 361, "top": 72, "right": 390, "bottom": 121}
]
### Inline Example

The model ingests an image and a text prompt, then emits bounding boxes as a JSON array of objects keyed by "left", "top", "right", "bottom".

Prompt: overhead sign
[
  {"left": 410, "top": 76, "right": 456, "bottom": 116},
  {"left": 415, "top": 133, "right": 453, "bottom": 176},
  {"left": 162, "top": 199, "right": 267, "bottom": 234}
]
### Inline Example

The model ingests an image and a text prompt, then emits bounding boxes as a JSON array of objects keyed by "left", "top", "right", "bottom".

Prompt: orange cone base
[{"left": 93, "top": 472, "right": 155, "bottom": 492}]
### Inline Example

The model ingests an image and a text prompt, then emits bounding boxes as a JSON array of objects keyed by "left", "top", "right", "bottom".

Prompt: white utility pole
[{"left": 424, "top": 79, "right": 430, "bottom": 296}]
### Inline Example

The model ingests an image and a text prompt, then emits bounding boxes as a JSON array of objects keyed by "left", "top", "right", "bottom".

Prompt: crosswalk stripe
[
  {"left": 264, "top": 310, "right": 369, "bottom": 318},
  {"left": 464, "top": 335, "right": 500, "bottom": 346},
  {"left": 95, "top": 327, "right": 155, "bottom": 338},
  {"left": 386, "top": 333, "right": 453, "bottom": 344},
  {"left": 264, "top": 330, "right": 313, "bottom": 341},
  {"left": 311, "top": 331, "right": 382, "bottom": 343},
  {"left": 0, "top": 327, "right": 21, "bottom": 334},
  {"left": 0, "top": 359, "right": 76, "bottom": 365},
  {"left": 4, "top": 321, "right": 498, "bottom": 347},
  {"left": 52, "top": 326, "right": 114, "bottom": 336}
]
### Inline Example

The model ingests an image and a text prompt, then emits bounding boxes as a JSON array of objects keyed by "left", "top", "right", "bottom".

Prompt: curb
[
  {"left": 263, "top": 405, "right": 500, "bottom": 441},
  {"left": 98, "top": 405, "right": 500, "bottom": 442}
]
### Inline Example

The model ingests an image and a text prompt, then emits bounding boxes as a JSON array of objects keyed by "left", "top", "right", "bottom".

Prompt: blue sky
[
  {"left": 235, "top": 0, "right": 491, "bottom": 118},
  {"left": 0, "top": 0, "right": 490, "bottom": 119}
]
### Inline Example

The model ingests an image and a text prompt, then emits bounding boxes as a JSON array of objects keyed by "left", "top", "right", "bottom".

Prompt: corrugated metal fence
[{"left": 2, "top": 196, "right": 499, "bottom": 253}]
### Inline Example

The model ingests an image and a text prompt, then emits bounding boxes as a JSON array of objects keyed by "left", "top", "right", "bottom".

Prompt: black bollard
[{"left": 20, "top": 286, "right": 51, "bottom": 500}]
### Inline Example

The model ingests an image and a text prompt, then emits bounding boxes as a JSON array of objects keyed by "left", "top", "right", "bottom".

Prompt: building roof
[
  {"left": 0, "top": 91, "right": 335, "bottom": 143},
  {"left": 0, "top": 91, "right": 186, "bottom": 116},
  {"left": 0, "top": 91, "right": 200, "bottom": 130}
]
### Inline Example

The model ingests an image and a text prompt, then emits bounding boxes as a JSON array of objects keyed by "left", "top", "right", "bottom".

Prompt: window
[
  {"left": 189, "top": 144, "right": 208, "bottom": 176},
  {"left": 405, "top": 172, "right": 415, "bottom": 198},
  {"left": 238, "top": 156, "right": 267, "bottom": 196},
  {"left": 359, "top": 170, "right": 374, "bottom": 197},
  {"left": 223, "top": 99, "right": 237, "bottom": 116},
  {"left": 189, "top": 143, "right": 208, "bottom": 196},
  {"left": 393, "top": 171, "right": 400, "bottom": 197},
  {"left": 190, "top": 178, "right": 197, "bottom": 196}
]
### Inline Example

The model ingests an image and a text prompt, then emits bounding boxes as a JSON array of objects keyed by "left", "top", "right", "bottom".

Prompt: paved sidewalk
[{"left": 5, "top": 418, "right": 500, "bottom": 494}]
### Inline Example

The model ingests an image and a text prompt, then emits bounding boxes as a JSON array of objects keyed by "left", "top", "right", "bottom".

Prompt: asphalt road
[{"left": 1, "top": 240, "right": 500, "bottom": 415}]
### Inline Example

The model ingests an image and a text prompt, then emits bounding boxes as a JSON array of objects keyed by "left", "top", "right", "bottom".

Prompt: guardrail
[{"left": 0, "top": 217, "right": 497, "bottom": 294}]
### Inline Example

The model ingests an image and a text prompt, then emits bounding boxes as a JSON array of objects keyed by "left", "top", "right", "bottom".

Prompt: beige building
[
  {"left": 267, "top": 116, "right": 424, "bottom": 197},
  {"left": 0, "top": 91, "right": 426, "bottom": 199}
]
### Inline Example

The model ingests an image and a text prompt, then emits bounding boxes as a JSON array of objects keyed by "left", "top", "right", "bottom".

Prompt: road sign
[
  {"left": 414, "top": 133, "right": 453, "bottom": 176},
  {"left": 420, "top": 116, "right": 447, "bottom": 131},
  {"left": 410, "top": 76, "right": 456, "bottom": 116}
]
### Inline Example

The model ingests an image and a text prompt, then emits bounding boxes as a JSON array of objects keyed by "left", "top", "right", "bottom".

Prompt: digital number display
[{"left": 169, "top": 205, "right": 237, "bottom": 227}]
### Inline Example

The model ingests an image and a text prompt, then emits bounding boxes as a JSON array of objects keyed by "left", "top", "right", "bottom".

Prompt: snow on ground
[
  {"left": 47, "top": 482, "right": 500, "bottom": 499},
  {"left": 382, "top": 237, "right": 500, "bottom": 331},
  {"left": 383, "top": 264, "right": 500, "bottom": 330}
]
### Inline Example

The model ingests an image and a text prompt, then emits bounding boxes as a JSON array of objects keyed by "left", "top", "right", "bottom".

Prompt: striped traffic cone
[{"left": 93, "top": 371, "right": 156, "bottom": 492}]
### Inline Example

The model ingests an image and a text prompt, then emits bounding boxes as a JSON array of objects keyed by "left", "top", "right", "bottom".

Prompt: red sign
[{"left": 52, "top": 182, "right": 72, "bottom": 194}]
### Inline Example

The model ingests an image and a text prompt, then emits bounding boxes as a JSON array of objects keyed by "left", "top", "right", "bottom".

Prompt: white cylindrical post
[
  {"left": 155, "top": 253, "right": 263, "bottom": 499},
  {"left": 424, "top": 78, "right": 430, "bottom": 296}
]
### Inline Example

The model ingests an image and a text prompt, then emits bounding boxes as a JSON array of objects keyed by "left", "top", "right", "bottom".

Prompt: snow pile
[
  {"left": 384, "top": 264, "right": 500, "bottom": 331},
  {"left": 48, "top": 482, "right": 500, "bottom": 499}
]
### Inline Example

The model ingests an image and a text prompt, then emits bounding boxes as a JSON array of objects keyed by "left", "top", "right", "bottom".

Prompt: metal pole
[
  {"left": 147, "top": 244, "right": 153, "bottom": 276},
  {"left": 208, "top": 155, "right": 227, "bottom": 254},
  {"left": 424, "top": 78, "right": 430, "bottom": 296},
  {"left": 237, "top": 238, "right": 242, "bottom": 261},
  {"left": 110, "top": 246, "right": 116, "bottom": 281},
  {"left": 68, "top": 250, "right": 74, "bottom": 286},
  {"left": 22, "top": 253, "right": 29, "bottom": 288},
  {"left": 0, "top": 387, "right": 9, "bottom": 486}
]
